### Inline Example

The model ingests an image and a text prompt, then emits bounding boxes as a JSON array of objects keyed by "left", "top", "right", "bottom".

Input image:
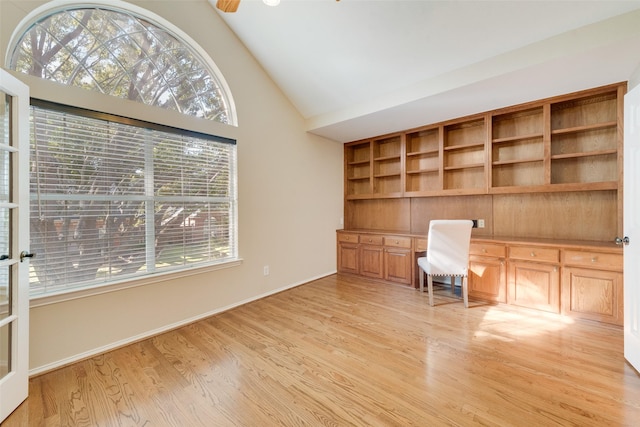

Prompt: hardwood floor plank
[{"left": 4, "top": 274, "right": 640, "bottom": 426}]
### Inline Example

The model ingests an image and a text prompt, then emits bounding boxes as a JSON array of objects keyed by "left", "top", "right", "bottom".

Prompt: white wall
[{"left": 1, "top": 0, "right": 344, "bottom": 373}]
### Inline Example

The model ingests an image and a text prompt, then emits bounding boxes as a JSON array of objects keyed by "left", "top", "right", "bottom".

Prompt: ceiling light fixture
[{"left": 263, "top": 0, "right": 280, "bottom": 6}]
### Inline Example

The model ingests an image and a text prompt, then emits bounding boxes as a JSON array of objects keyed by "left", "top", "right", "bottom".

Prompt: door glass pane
[
  {"left": 0, "top": 94, "right": 8, "bottom": 204},
  {"left": 0, "top": 91, "right": 10, "bottom": 381},
  {"left": 0, "top": 323, "right": 9, "bottom": 379},
  {"left": 0, "top": 205, "right": 8, "bottom": 261},
  {"left": 0, "top": 151, "right": 7, "bottom": 205},
  {"left": 0, "top": 260, "right": 8, "bottom": 318}
]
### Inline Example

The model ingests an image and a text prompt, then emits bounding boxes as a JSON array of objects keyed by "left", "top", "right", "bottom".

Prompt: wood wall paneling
[
  {"left": 345, "top": 198, "right": 411, "bottom": 232},
  {"left": 492, "top": 191, "right": 617, "bottom": 240},
  {"left": 410, "top": 195, "right": 493, "bottom": 236}
]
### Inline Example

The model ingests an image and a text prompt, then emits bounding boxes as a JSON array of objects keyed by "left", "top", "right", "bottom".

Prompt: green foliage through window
[
  {"left": 29, "top": 104, "right": 237, "bottom": 295},
  {"left": 11, "top": 7, "right": 231, "bottom": 123}
]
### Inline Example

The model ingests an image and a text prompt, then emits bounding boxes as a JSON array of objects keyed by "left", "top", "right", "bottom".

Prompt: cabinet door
[
  {"left": 469, "top": 256, "right": 506, "bottom": 303},
  {"left": 508, "top": 261, "right": 560, "bottom": 313},
  {"left": 384, "top": 248, "right": 412, "bottom": 285},
  {"left": 361, "top": 244, "right": 384, "bottom": 279},
  {"left": 562, "top": 267, "right": 623, "bottom": 325},
  {"left": 337, "top": 242, "right": 359, "bottom": 274}
]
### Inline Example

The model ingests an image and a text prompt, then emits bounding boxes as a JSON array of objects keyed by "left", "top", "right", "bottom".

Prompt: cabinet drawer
[
  {"left": 360, "top": 234, "right": 384, "bottom": 245},
  {"left": 563, "top": 250, "right": 622, "bottom": 271},
  {"left": 384, "top": 236, "right": 412, "bottom": 249},
  {"left": 509, "top": 246, "right": 559, "bottom": 263},
  {"left": 337, "top": 233, "right": 359, "bottom": 244},
  {"left": 470, "top": 242, "right": 506, "bottom": 258},
  {"left": 415, "top": 238, "right": 427, "bottom": 252}
]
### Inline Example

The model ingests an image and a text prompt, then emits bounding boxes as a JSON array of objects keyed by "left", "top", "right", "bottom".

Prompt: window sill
[{"left": 29, "top": 258, "right": 243, "bottom": 308}]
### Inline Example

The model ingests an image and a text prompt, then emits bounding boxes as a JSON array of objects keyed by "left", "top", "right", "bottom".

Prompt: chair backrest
[{"left": 426, "top": 219, "right": 473, "bottom": 276}]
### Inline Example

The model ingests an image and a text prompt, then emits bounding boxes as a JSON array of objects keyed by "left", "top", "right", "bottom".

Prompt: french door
[
  {"left": 624, "top": 83, "right": 640, "bottom": 373},
  {"left": 0, "top": 70, "right": 30, "bottom": 422}
]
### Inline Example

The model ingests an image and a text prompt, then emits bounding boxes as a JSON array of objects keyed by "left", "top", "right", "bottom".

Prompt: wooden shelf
[
  {"left": 347, "top": 176, "right": 370, "bottom": 181},
  {"left": 551, "top": 121, "right": 616, "bottom": 135},
  {"left": 489, "top": 181, "right": 618, "bottom": 194},
  {"left": 348, "top": 159, "right": 370, "bottom": 166},
  {"left": 444, "top": 163, "right": 484, "bottom": 171},
  {"left": 406, "top": 168, "right": 439, "bottom": 175},
  {"left": 444, "top": 141, "right": 484, "bottom": 151},
  {"left": 551, "top": 149, "right": 617, "bottom": 160},
  {"left": 374, "top": 155, "right": 401, "bottom": 162},
  {"left": 493, "top": 133, "right": 543, "bottom": 144},
  {"left": 374, "top": 172, "right": 401, "bottom": 178},
  {"left": 406, "top": 149, "right": 439, "bottom": 157},
  {"left": 492, "top": 157, "right": 544, "bottom": 166}
]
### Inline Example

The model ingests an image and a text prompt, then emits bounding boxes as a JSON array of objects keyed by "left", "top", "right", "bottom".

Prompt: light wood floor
[{"left": 4, "top": 274, "right": 640, "bottom": 426}]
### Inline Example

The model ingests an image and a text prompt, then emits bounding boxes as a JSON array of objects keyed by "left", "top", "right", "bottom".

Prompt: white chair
[{"left": 417, "top": 219, "right": 473, "bottom": 307}]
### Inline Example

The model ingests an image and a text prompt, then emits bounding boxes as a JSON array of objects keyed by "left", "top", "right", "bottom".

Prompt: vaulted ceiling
[{"left": 212, "top": 0, "right": 640, "bottom": 142}]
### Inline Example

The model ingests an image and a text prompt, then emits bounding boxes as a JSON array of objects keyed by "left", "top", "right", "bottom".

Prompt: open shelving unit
[
  {"left": 490, "top": 106, "right": 545, "bottom": 189},
  {"left": 344, "top": 82, "right": 624, "bottom": 200},
  {"left": 550, "top": 90, "right": 619, "bottom": 188},
  {"left": 404, "top": 127, "right": 441, "bottom": 194},
  {"left": 443, "top": 118, "right": 486, "bottom": 192},
  {"left": 372, "top": 135, "right": 403, "bottom": 197},
  {"left": 345, "top": 141, "right": 371, "bottom": 199}
]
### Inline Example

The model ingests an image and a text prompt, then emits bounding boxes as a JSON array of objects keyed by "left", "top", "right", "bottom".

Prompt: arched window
[
  {"left": 10, "top": 5, "right": 235, "bottom": 124},
  {"left": 7, "top": 3, "right": 238, "bottom": 297}
]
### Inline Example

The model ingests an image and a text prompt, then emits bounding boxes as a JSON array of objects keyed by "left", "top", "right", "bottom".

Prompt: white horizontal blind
[{"left": 29, "top": 104, "right": 237, "bottom": 296}]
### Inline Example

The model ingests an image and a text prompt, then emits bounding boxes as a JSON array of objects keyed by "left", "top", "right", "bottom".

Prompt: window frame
[
  {"left": 4, "top": 0, "right": 242, "bottom": 304},
  {"left": 28, "top": 99, "right": 240, "bottom": 305}
]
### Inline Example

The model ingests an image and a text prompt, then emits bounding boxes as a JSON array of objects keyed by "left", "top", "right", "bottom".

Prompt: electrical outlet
[
  {"left": 478, "top": 219, "right": 485, "bottom": 228},
  {"left": 263, "top": 265, "right": 270, "bottom": 276}
]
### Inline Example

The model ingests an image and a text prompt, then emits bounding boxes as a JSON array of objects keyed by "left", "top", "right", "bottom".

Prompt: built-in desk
[{"left": 337, "top": 230, "right": 623, "bottom": 325}]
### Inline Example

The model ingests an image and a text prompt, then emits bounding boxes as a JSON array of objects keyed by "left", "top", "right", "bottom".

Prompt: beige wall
[{"left": 1, "top": 0, "right": 344, "bottom": 372}]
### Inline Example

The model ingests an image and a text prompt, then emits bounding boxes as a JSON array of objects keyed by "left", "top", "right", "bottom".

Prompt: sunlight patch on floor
[{"left": 477, "top": 305, "right": 575, "bottom": 338}]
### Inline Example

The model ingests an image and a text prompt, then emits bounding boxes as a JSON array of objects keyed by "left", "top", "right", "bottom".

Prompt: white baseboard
[{"left": 29, "top": 270, "right": 337, "bottom": 376}]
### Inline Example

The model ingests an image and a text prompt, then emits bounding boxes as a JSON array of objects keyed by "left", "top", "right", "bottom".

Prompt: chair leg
[
  {"left": 462, "top": 275, "right": 469, "bottom": 308},
  {"left": 427, "top": 275, "right": 434, "bottom": 307},
  {"left": 419, "top": 269, "right": 424, "bottom": 292},
  {"left": 450, "top": 275, "right": 455, "bottom": 294}
]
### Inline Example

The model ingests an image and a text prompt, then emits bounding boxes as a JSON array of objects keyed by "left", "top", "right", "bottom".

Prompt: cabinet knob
[
  {"left": 591, "top": 257, "right": 597, "bottom": 263},
  {"left": 395, "top": 240, "right": 399, "bottom": 244},
  {"left": 368, "top": 238, "right": 372, "bottom": 242},
  {"left": 482, "top": 248, "right": 487, "bottom": 253},
  {"left": 530, "top": 252, "right": 536, "bottom": 257}
]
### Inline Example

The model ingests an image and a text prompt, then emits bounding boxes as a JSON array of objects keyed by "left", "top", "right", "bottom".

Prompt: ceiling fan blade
[{"left": 217, "top": 0, "right": 240, "bottom": 13}]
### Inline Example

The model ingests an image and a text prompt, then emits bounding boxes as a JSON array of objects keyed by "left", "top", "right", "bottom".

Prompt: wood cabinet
[
  {"left": 340, "top": 83, "right": 625, "bottom": 325},
  {"left": 336, "top": 231, "right": 412, "bottom": 286},
  {"left": 507, "top": 245, "right": 561, "bottom": 313},
  {"left": 469, "top": 242, "right": 506, "bottom": 303},
  {"left": 360, "top": 235, "right": 384, "bottom": 279},
  {"left": 562, "top": 249, "right": 623, "bottom": 325},
  {"left": 382, "top": 236, "right": 412, "bottom": 285},
  {"left": 337, "top": 232, "right": 359, "bottom": 274},
  {"left": 337, "top": 233, "right": 624, "bottom": 326}
]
